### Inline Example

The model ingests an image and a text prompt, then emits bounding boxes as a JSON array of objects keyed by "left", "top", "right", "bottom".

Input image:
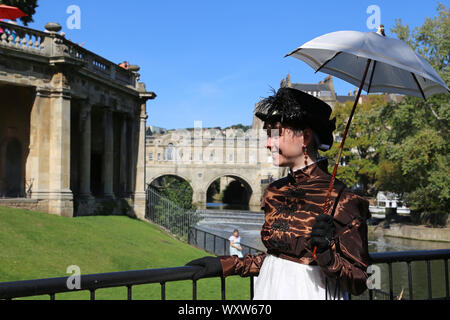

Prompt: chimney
[
  {"left": 286, "top": 74, "right": 291, "bottom": 87},
  {"left": 324, "top": 75, "right": 336, "bottom": 99},
  {"left": 348, "top": 90, "right": 353, "bottom": 96}
]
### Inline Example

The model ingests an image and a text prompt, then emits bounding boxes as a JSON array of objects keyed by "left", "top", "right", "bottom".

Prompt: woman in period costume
[
  {"left": 186, "top": 87, "right": 371, "bottom": 300},
  {"left": 229, "top": 229, "right": 243, "bottom": 258}
]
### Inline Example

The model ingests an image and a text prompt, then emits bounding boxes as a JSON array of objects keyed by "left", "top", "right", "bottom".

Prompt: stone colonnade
[{"left": 24, "top": 86, "right": 150, "bottom": 219}]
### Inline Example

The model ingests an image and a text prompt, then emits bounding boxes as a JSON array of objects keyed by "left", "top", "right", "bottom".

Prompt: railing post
[
  {"left": 426, "top": 260, "right": 432, "bottom": 299},
  {"left": 250, "top": 276, "right": 254, "bottom": 300},
  {"left": 192, "top": 280, "right": 197, "bottom": 300},
  {"left": 407, "top": 261, "right": 413, "bottom": 300},
  {"left": 127, "top": 285, "right": 132, "bottom": 300},
  {"left": 203, "top": 231, "right": 207, "bottom": 251},
  {"left": 221, "top": 277, "right": 226, "bottom": 300},
  {"left": 388, "top": 263, "right": 393, "bottom": 300},
  {"left": 161, "top": 282, "right": 166, "bottom": 300},
  {"left": 445, "top": 259, "right": 449, "bottom": 299}
]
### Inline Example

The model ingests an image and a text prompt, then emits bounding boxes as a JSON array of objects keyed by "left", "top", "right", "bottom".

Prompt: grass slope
[{"left": 0, "top": 206, "right": 250, "bottom": 300}]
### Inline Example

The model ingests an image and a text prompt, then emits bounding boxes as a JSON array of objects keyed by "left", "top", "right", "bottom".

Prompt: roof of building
[
  {"left": 291, "top": 83, "right": 332, "bottom": 93},
  {"left": 147, "top": 126, "right": 167, "bottom": 135},
  {"left": 336, "top": 95, "right": 357, "bottom": 104}
]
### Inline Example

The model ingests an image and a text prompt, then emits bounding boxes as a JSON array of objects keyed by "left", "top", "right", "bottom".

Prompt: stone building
[{"left": 0, "top": 21, "right": 155, "bottom": 219}]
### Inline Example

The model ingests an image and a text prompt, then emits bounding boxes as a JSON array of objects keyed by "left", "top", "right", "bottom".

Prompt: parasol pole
[{"left": 313, "top": 58, "right": 373, "bottom": 260}]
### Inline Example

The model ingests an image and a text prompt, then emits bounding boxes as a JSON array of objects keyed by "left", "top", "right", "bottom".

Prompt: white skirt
[{"left": 253, "top": 254, "right": 345, "bottom": 300}]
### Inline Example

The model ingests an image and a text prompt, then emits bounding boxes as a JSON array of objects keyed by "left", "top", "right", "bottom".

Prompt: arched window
[{"left": 168, "top": 143, "right": 174, "bottom": 161}]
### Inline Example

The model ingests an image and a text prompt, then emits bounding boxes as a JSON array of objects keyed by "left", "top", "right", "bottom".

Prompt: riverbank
[{"left": 369, "top": 223, "right": 450, "bottom": 243}]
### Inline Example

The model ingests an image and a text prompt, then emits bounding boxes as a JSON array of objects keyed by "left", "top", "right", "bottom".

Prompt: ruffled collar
[{"left": 287, "top": 157, "right": 329, "bottom": 184}]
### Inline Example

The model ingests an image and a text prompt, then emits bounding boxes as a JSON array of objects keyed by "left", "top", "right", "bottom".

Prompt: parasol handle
[{"left": 313, "top": 58, "right": 373, "bottom": 261}]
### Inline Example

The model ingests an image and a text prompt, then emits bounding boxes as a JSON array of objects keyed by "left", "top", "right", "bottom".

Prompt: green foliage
[
  {"left": 323, "top": 95, "right": 386, "bottom": 195},
  {"left": 391, "top": 3, "right": 449, "bottom": 84},
  {"left": 410, "top": 210, "right": 449, "bottom": 228},
  {"left": 156, "top": 176, "right": 196, "bottom": 211},
  {"left": 376, "top": 4, "right": 450, "bottom": 223},
  {"left": 0, "top": 0, "right": 39, "bottom": 26},
  {"left": 223, "top": 123, "right": 252, "bottom": 131}
]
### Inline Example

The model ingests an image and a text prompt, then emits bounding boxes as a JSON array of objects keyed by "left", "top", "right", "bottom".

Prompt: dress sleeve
[
  {"left": 315, "top": 192, "right": 371, "bottom": 296},
  {"left": 219, "top": 252, "right": 267, "bottom": 277}
]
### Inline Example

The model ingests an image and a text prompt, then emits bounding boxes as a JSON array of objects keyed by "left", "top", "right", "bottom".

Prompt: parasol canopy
[
  {"left": 286, "top": 30, "right": 449, "bottom": 99},
  {"left": 0, "top": 4, "right": 27, "bottom": 21}
]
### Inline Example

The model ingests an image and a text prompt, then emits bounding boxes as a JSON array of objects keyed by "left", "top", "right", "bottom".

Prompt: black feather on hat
[{"left": 255, "top": 87, "right": 336, "bottom": 151}]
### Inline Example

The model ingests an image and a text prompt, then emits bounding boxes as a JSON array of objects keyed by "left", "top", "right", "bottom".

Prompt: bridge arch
[
  {"left": 203, "top": 173, "right": 256, "bottom": 210},
  {"left": 147, "top": 173, "right": 194, "bottom": 193},
  {"left": 146, "top": 173, "right": 196, "bottom": 208}
]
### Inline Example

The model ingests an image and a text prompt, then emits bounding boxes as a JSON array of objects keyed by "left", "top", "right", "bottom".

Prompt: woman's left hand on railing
[{"left": 185, "top": 256, "right": 223, "bottom": 281}]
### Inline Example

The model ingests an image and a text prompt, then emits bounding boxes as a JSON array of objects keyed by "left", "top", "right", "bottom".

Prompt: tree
[
  {"left": 154, "top": 175, "right": 196, "bottom": 210},
  {"left": 323, "top": 95, "right": 387, "bottom": 196},
  {"left": 375, "top": 95, "right": 449, "bottom": 225},
  {"left": 223, "top": 123, "right": 252, "bottom": 132},
  {"left": 0, "top": 0, "right": 39, "bottom": 26},
  {"left": 375, "top": 4, "right": 450, "bottom": 226}
]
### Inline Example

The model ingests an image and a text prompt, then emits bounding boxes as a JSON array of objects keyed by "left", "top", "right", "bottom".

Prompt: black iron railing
[
  {"left": 0, "top": 265, "right": 213, "bottom": 300},
  {"left": 0, "top": 248, "right": 448, "bottom": 300},
  {"left": 365, "top": 249, "right": 450, "bottom": 300},
  {"left": 146, "top": 187, "right": 201, "bottom": 241},
  {"left": 188, "top": 227, "right": 450, "bottom": 300}
]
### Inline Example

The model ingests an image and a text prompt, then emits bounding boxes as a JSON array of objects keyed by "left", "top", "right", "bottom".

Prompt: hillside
[{"left": 0, "top": 206, "right": 250, "bottom": 300}]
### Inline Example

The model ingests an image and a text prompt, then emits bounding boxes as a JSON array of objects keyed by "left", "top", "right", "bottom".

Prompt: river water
[{"left": 197, "top": 206, "right": 450, "bottom": 300}]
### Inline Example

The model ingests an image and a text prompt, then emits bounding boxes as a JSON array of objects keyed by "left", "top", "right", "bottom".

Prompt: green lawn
[{"left": 0, "top": 206, "right": 251, "bottom": 300}]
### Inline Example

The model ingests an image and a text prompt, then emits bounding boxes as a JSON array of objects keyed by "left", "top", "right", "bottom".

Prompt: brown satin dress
[{"left": 219, "top": 160, "right": 371, "bottom": 296}]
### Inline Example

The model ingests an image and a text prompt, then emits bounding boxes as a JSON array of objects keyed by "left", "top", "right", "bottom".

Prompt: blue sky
[{"left": 27, "top": 0, "right": 445, "bottom": 130}]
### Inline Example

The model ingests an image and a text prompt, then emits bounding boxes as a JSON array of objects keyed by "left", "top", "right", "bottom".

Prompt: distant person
[{"left": 228, "top": 229, "right": 243, "bottom": 258}]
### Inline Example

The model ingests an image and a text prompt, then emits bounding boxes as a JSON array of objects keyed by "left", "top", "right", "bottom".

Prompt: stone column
[
  {"left": 119, "top": 115, "right": 128, "bottom": 196},
  {"left": 48, "top": 88, "right": 73, "bottom": 217},
  {"left": 25, "top": 88, "right": 48, "bottom": 198},
  {"left": 192, "top": 189, "right": 207, "bottom": 209},
  {"left": 79, "top": 104, "right": 92, "bottom": 198},
  {"left": 133, "top": 102, "right": 147, "bottom": 220},
  {"left": 249, "top": 188, "right": 263, "bottom": 212},
  {"left": 127, "top": 116, "right": 136, "bottom": 195},
  {"left": 102, "top": 108, "right": 114, "bottom": 198}
]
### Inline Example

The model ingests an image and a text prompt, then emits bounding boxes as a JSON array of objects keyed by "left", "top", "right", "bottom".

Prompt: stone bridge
[
  {"left": 145, "top": 128, "right": 287, "bottom": 211},
  {"left": 0, "top": 21, "right": 155, "bottom": 218}
]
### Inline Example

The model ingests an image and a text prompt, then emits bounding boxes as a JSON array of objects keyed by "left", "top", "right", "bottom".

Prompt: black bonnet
[{"left": 255, "top": 87, "right": 336, "bottom": 151}]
